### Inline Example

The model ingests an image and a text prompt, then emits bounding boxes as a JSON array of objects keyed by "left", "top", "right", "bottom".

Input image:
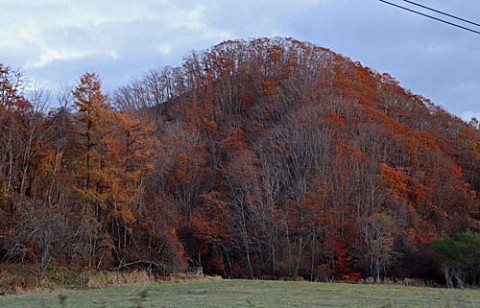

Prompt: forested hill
[{"left": 1, "top": 38, "right": 480, "bottom": 282}]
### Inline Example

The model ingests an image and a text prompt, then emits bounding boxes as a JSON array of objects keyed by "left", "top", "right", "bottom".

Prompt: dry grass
[
  {"left": 87, "top": 270, "right": 154, "bottom": 288},
  {"left": 0, "top": 262, "right": 227, "bottom": 296},
  {"left": 0, "top": 263, "right": 158, "bottom": 294},
  {"left": 0, "top": 263, "right": 39, "bottom": 294},
  {"left": 168, "top": 272, "right": 223, "bottom": 283}
]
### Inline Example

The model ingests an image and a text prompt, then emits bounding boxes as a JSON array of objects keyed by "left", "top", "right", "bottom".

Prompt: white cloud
[
  {"left": 26, "top": 49, "right": 91, "bottom": 69},
  {"left": 0, "top": 0, "right": 228, "bottom": 69}
]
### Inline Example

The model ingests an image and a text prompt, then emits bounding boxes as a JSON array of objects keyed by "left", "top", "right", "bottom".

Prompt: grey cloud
[{"left": 1, "top": 0, "right": 479, "bottom": 117}]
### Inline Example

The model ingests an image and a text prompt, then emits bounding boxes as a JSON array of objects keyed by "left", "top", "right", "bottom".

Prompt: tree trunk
[
  {"left": 453, "top": 269, "right": 464, "bottom": 288},
  {"left": 443, "top": 265, "right": 454, "bottom": 288}
]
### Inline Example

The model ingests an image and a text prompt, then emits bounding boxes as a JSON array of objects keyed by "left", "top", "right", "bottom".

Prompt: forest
[{"left": 1, "top": 37, "right": 480, "bottom": 286}]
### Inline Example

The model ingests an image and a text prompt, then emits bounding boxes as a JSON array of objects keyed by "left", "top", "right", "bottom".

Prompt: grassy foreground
[{"left": 1, "top": 279, "right": 480, "bottom": 307}]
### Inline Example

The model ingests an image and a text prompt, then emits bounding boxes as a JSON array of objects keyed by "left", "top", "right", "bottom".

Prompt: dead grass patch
[
  {"left": 0, "top": 263, "right": 38, "bottom": 294},
  {"left": 0, "top": 264, "right": 153, "bottom": 294},
  {"left": 0, "top": 263, "right": 223, "bottom": 295},
  {"left": 168, "top": 272, "right": 222, "bottom": 283},
  {"left": 87, "top": 270, "right": 154, "bottom": 288}
]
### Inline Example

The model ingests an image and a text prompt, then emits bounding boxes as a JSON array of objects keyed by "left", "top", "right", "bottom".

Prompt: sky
[{"left": 1, "top": 0, "right": 479, "bottom": 120}]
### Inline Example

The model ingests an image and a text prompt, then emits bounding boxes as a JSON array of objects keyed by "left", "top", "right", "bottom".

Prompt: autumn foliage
[{"left": 1, "top": 38, "right": 480, "bottom": 284}]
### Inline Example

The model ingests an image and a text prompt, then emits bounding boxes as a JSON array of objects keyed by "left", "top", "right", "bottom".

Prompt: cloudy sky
[{"left": 1, "top": 0, "right": 479, "bottom": 120}]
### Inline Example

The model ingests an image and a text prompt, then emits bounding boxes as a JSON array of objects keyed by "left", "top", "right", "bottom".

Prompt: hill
[{"left": 1, "top": 38, "right": 480, "bottom": 285}]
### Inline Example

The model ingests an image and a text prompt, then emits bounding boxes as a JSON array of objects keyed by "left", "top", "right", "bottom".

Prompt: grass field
[{"left": 1, "top": 279, "right": 480, "bottom": 307}]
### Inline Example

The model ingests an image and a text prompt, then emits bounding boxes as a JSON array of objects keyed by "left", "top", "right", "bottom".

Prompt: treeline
[{"left": 1, "top": 38, "right": 480, "bottom": 285}]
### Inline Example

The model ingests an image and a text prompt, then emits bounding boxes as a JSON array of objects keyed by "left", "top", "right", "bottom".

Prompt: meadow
[{"left": 1, "top": 279, "right": 480, "bottom": 308}]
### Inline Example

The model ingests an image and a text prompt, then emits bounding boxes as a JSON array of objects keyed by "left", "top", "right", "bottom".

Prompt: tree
[
  {"left": 189, "top": 191, "right": 234, "bottom": 276},
  {"left": 0, "top": 77, "right": 78, "bottom": 282},
  {"left": 106, "top": 111, "right": 158, "bottom": 251},
  {"left": 432, "top": 231, "right": 480, "bottom": 288},
  {"left": 8, "top": 202, "right": 66, "bottom": 283},
  {"left": 361, "top": 213, "right": 396, "bottom": 282},
  {"left": 71, "top": 72, "right": 114, "bottom": 267},
  {"left": 0, "top": 64, "right": 31, "bottom": 208}
]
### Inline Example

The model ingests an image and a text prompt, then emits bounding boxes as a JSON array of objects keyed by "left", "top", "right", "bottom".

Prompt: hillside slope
[
  {"left": 114, "top": 38, "right": 480, "bottom": 280},
  {"left": 1, "top": 38, "right": 479, "bottom": 283}
]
